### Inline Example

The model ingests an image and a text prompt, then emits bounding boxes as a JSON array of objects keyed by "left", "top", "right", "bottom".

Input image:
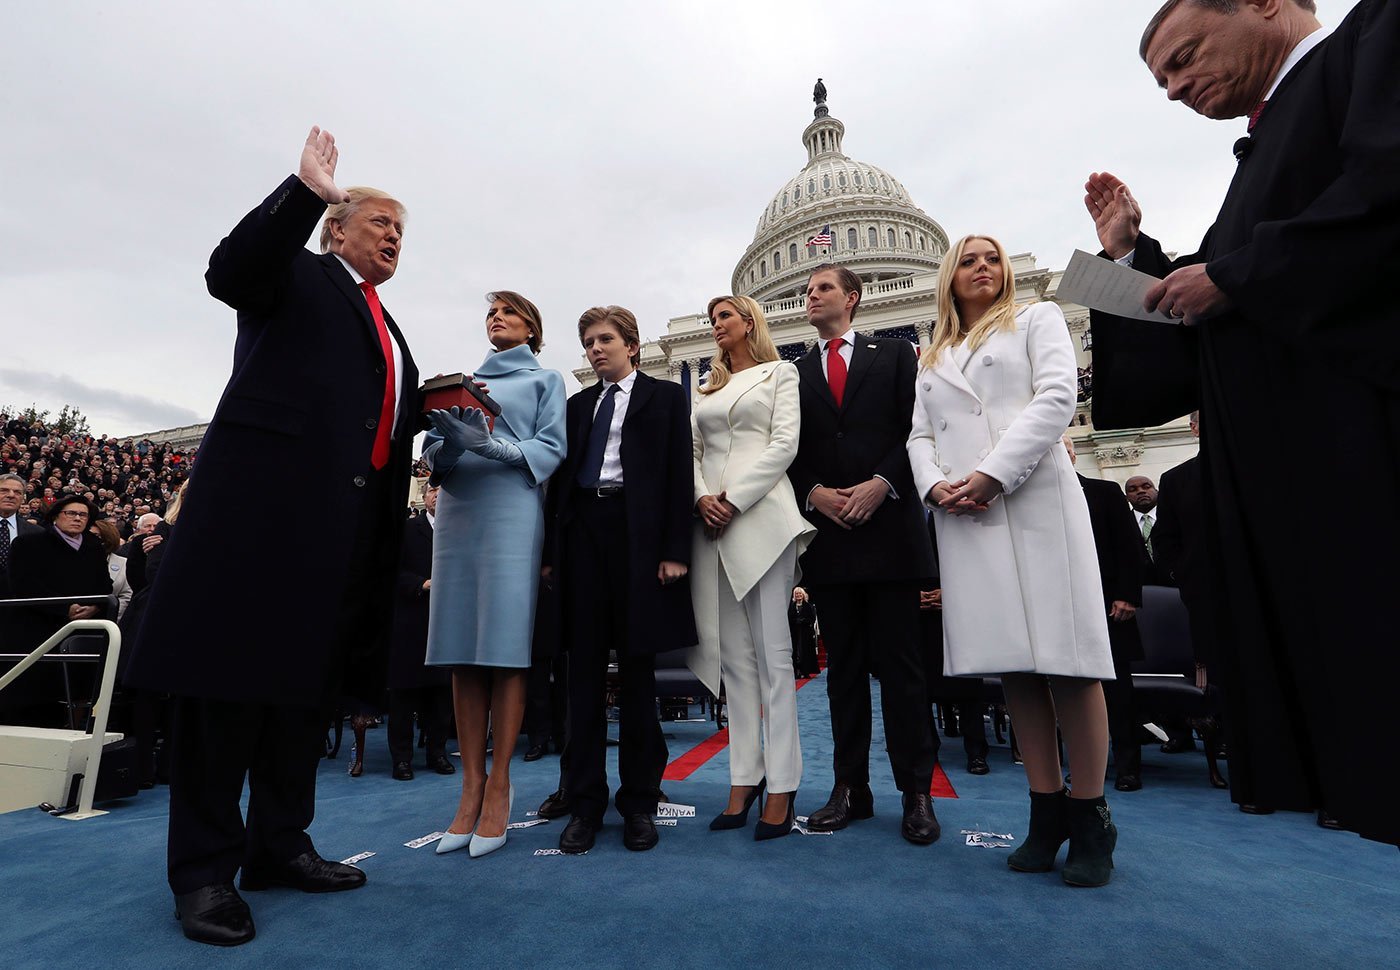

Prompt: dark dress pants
[
  {"left": 166, "top": 696, "right": 324, "bottom": 894},
  {"left": 562, "top": 493, "right": 666, "bottom": 824},
  {"left": 809, "top": 581, "right": 937, "bottom": 794},
  {"left": 526, "top": 653, "right": 568, "bottom": 749},
  {"left": 1104, "top": 651, "right": 1142, "bottom": 778},
  {"left": 387, "top": 684, "right": 452, "bottom": 765}
]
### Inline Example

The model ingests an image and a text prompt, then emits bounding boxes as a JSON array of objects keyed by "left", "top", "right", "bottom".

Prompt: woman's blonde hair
[
  {"left": 164, "top": 480, "right": 188, "bottom": 525},
  {"left": 699, "top": 296, "right": 779, "bottom": 395},
  {"left": 920, "top": 234, "right": 1021, "bottom": 371}
]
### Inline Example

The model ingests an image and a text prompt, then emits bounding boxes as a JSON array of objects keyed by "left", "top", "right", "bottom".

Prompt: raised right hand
[
  {"left": 299, "top": 126, "right": 351, "bottom": 205},
  {"left": 1083, "top": 171, "right": 1141, "bottom": 260}
]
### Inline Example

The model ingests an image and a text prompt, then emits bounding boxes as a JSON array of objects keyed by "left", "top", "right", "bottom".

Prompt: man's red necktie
[
  {"left": 826, "top": 337, "right": 847, "bottom": 407},
  {"left": 360, "top": 281, "right": 396, "bottom": 470},
  {"left": 1247, "top": 99, "right": 1268, "bottom": 133}
]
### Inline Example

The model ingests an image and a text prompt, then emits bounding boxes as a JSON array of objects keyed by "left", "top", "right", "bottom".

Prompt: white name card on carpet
[
  {"left": 961, "top": 829, "right": 1015, "bottom": 848},
  {"left": 340, "top": 851, "right": 375, "bottom": 865},
  {"left": 507, "top": 818, "right": 550, "bottom": 830},
  {"left": 534, "top": 848, "right": 567, "bottom": 856},
  {"left": 657, "top": 802, "right": 696, "bottom": 818},
  {"left": 405, "top": 832, "right": 446, "bottom": 849},
  {"left": 655, "top": 818, "right": 679, "bottom": 827}
]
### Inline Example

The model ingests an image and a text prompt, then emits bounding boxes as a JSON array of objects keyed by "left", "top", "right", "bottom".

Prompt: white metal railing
[{"left": 0, "top": 606, "right": 123, "bottom": 820}]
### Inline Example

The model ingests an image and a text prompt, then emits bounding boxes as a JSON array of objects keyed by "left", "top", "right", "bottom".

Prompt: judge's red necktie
[
  {"left": 826, "top": 337, "right": 848, "bottom": 407},
  {"left": 1247, "top": 99, "right": 1268, "bottom": 132},
  {"left": 360, "top": 281, "right": 396, "bottom": 470}
]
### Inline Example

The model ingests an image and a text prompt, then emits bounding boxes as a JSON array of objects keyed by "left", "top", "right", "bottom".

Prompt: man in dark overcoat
[
  {"left": 124, "top": 127, "right": 420, "bottom": 944},
  {"left": 1084, "top": 0, "right": 1400, "bottom": 844}
]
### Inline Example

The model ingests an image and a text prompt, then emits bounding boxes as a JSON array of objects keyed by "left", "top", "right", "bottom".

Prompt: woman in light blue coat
[{"left": 424, "top": 290, "right": 566, "bottom": 857}]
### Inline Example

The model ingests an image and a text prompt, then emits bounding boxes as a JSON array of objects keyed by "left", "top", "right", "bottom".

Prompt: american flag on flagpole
[{"left": 806, "top": 224, "right": 833, "bottom": 247}]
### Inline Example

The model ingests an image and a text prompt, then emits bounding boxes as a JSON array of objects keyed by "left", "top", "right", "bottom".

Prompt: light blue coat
[{"left": 423, "top": 344, "right": 567, "bottom": 668}]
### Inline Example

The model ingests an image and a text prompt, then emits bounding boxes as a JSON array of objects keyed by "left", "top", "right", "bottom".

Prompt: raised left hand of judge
[
  {"left": 657, "top": 560, "right": 688, "bottom": 585},
  {"left": 1144, "top": 264, "right": 1233, "bottom": 326},
  {"left": 838, "top": 478, "right": 890, "bottom": 526}
]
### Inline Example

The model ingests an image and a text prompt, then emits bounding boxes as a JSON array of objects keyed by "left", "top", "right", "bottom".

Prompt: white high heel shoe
[
  {"left": 435, "top": 829, "right": 473, "bottom": 854},
  {"left": 468, "top": 785, "right": 515, "bottom": 858}
]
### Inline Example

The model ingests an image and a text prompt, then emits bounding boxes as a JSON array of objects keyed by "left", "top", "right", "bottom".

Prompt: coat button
[
  {"left": 941, "top": 463, "right": 951, "bottom": 474},
  {"left": 365, "top": 418, "right": 378, "bottom": 430},
  {"left": 375, "top": 363, "right": 386, "bottom": 375},
  {"left": 973, "top": 405, "right": 982, "bottom": 415},
  {"left": 938, "top": 418, "right": 947, "bottom": 430},
  {"left": 353, "top": 475, "right": 366, "bottom": 487},
  {"left": 836, "top": 432, "right": 845, "bottom": 439},
  {"left": 922, "top": 382, "right": 931, "bottom": 391},
  {"left": 982, "top": 354, "right": 994, "bottom": 365}
]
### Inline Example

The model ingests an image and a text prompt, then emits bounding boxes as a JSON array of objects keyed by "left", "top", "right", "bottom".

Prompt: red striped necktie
[
  {"left": 1247, "top": 99, "right": 1268, "bottom": 133},
  {"left": 360, "top": 281, "right": 396, "bottom": 470}
]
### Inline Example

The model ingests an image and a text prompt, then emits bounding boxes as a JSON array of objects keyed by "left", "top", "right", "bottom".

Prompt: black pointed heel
[
  {"left": 754, "top": 790, "right": 797, "bottom": 841},
  {"left": 710, "top": 779, "right": 766, "bottom": 830}
]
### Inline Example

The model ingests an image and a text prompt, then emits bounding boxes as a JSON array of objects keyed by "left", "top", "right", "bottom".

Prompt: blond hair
[
  {"left": 318, "top": 186, "right": 406, "bottom": 253},
  {"left": 700, "top": 296, "right": 779, "bottom": 395},
  {"left": 164, "top": 480, "right": 188, "bottom": 525},
  {"left": 919, "top": 234, "right": 1021, "bottom": 371}
]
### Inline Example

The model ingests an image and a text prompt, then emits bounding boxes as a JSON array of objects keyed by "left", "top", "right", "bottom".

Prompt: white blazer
[
  {"left": 687, "top": 360, "right": 815, "bottom": 694},
  {"left": 906, "top": 303, "right": 1113, "bottom": 679}
]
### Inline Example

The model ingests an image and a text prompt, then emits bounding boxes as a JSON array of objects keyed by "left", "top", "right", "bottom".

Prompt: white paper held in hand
[{"left": 1056, "top": 250, "right": 1180, "bottom": 325}]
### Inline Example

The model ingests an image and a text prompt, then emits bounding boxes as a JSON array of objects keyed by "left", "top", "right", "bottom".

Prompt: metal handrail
[{"left": 0, "top": 618, "right": 123, "bottom": 820}]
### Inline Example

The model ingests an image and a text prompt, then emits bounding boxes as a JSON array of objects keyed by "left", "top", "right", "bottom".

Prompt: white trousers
[{"left": 718, "top": 542, "right": 802, "bottom": 793}]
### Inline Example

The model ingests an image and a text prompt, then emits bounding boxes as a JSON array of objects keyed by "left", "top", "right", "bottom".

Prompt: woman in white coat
[
  {"left": 906, "top": 234, "right": 1118, "bottom": 886},
  {"left": 689, "top": 295, "right": 815, "bottom": 841}
]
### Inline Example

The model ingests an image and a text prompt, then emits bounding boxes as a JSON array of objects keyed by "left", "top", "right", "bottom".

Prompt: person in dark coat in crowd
[
  {"left": 385, "top": 484, "right": 454, "bottom": 780},
  {"left": 918, "top": 513, "right": 990, "bottom": 775},
  {"left": 3, "top": 494, "right": 113, "bottom": 727},
  {"left": 122, "top": 127, "right": 420, "bottom": 946},
  {"left": 1065, "top": 436, "right": 1146, "bottom": 792},
  {"left": 787, "top": 587, "right": 820, "bottom": 679}
]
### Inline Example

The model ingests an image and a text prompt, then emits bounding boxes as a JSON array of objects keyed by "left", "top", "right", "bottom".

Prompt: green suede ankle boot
[
  {"left": 1007, "top": 788, "right": 1070, "bottom": 872},
  {"left": 1062, "top": 795, "right": 1117, "bottom": 887}
]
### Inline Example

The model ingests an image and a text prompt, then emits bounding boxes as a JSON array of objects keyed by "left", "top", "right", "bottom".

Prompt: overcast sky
[{"left": 5, "top": 1, "right": 1355, "bottom": 438}]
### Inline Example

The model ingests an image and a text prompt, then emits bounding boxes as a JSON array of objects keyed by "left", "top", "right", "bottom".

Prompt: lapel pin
[{"left": 866, "top": 343, "right": 876, "bottom": 349}]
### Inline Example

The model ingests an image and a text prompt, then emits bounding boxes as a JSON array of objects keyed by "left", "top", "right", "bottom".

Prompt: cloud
[{"left": 0, "top": 369, "right": 202, "bottom": 434}]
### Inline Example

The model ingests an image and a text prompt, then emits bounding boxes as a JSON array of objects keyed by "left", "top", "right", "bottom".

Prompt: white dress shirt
[
  {"left": 333, "top": 253, "right": 404, "bottom": 436},
  {"left": 591, "top": 369, "right": 638, "bottom": 487}
]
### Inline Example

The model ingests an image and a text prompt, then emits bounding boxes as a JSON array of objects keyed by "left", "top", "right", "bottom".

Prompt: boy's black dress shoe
[
  {"left": 524, "top": 743, "right": 547, "bottom": 762},
  {"left": 174, "top": 883, "right": 255, "bottom": 947},
  {"left": 559, "top": 816, "right": 598, "bottom": 854},
  {"left": 1114, "top": 774, "right": 1142, "bottom": 792},
  {"left": 623, "top": 814, "right": 658, "bottom": 851},
  {"left": 900, "top": 792, "right": 941, "bottom": 844},
  {"left": 240, "top": 851, "right": 366, "bottom": 893},
  {"left": 805, "top": 782, "right": 874, "bottom": 832},
  {"left": 537, "top": 788, "right": 571, "bottom": 819},
  {"left": 966, "top": 755, "right": 990, "bottom": 775},
  {"left": 392, "top": 761, "right": 414, "bottom": 781}
]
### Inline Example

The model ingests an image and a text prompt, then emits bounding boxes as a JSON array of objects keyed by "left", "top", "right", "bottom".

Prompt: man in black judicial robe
[
  {"left": 787, "top": 264, "right": 940, "bottom": 844},
  {"left": 123, "top": 128, "right": 420, "bottom": 943},
  {"left": 1084, "top": 0, "right": 1400, "bottom": 845}
]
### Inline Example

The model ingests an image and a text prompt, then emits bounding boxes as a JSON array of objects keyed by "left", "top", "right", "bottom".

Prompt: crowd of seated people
[{"left": 1, "top": 411, "right": 194, "bottom": 536}]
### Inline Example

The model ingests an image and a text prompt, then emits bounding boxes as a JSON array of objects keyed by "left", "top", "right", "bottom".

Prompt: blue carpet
[{"left": 2, "top": 674, "right": 1395, "bottom": 968}]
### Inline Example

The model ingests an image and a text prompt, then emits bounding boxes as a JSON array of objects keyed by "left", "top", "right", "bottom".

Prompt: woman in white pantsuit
[
  {"left": 906, "top": 234, "right": 1118, "bottom": 886},
  {"left": 689, "top": 295, "right": 815, "bottom": 841}
]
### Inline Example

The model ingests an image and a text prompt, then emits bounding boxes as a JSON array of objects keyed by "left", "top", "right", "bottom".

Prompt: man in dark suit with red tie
[
  {"left": 787, "top": 264, "right": 940, "bottom": 844},
  {"left": 124, "top": 127, "right": 420, "bottom": 944},
  {"left": 1085, "top": 0, "right": 1400, "bottom": 845}
]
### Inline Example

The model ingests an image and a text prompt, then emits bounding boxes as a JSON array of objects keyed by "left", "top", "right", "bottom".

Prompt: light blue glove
[{"left": 426, "top": 406, "right": 524, "bottom": 468}]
